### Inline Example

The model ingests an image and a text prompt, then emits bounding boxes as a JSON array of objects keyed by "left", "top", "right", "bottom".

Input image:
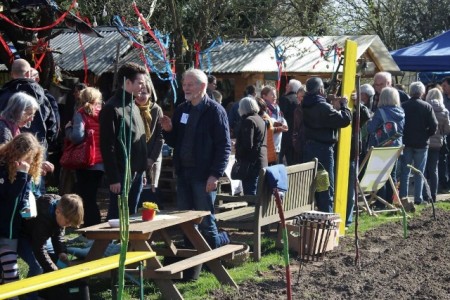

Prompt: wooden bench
[
  {"left": 215, "top": 160, "right": 318, "bottom": 261},
  {"left": 155, "top": 244, "right": 244, "bottom": 276},
  {"left": 0, "top": 251, "right": 156, "bottom": 300}
]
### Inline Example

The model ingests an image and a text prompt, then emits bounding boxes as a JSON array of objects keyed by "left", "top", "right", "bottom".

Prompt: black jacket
[
  {"left": 0, "top": 78, "right": 58, "bottom": 147},
  {"left": 235, "top": 113, "right": 268, "bottom": 168},
  {"left": 279, "top": 91, "right": 298, "bottom": 140},
  {"left": 402, "top": 97, "right": 438, "bottom": 148},
  {"left": 21, "top": 194, "right": 66, "bottom": 273},
  {"left": 99, "top": 89, "right": 147, "bottom": 184},
  {"left": 302, "top": 93, "right": 352, "bottom": 144}
]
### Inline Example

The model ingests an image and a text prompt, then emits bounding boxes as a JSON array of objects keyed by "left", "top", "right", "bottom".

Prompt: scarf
[{"left": 138, "top": 101, "right": 153, "bottom": 142}]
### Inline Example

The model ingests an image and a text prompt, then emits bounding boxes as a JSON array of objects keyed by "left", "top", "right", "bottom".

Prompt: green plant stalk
[
  {"left": 401, "top": 207, "right": 407, "bottom": 239},
  {"left": 117, "top": 79, "right": 132, "bottom": 298}
]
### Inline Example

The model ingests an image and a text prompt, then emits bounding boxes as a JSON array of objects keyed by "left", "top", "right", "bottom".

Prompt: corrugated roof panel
[
  {"left": 204, "top": 35, "right": 400, "bottom": 74},
  {"left": 50, "top": 28, "right": 130, "bottom": 75}
]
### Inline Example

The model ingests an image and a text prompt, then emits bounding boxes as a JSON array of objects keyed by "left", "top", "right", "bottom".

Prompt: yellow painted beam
[{"left": 334, "top": 40, "right": 357, "bottom": 236}]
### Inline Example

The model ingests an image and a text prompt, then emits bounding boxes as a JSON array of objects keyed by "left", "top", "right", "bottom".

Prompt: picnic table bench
[
  {"left": 215, "top": 160, "right": 318, "bottom": 261},
  {"left": 0, "top": 251, "right": 155, "bottom": 300}
]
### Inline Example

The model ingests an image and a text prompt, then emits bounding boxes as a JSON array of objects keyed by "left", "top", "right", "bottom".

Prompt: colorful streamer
[
  {"left": 77, "top": 33, "right": 88, "bottom": 84},
  {"left": 0, "top": 0, "right": 77, "bottom": 31}
]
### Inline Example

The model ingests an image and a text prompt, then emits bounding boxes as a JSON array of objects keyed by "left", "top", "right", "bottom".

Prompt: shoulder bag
[
  {"left": 374, "top": 108, "right": 402, "bottom": 147},
  {"left": 60, "top": 114, "right": 96, "bottom": 170}
]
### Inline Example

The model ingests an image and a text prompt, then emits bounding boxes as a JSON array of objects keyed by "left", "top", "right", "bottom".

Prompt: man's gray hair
[
  {"left": 374, "top": 72, "right": 392, "bottom": 85},
  {"left": 409, "top": 81, "right": 426, "bottom": 98},
  {"left": 183, "top": 69, "right": 208, "bottom": 86},
  {"left": 360, "top": 84, "right": 375, "bottom": 97},
  {"left": 305, "top": 77, "right": 324, "bottom": 95},
  {"left": 238, "top": 97, "right": 260, "bottom": 117},
  {"left": 0, "top": 92, "right": 39, "bottom": 124},
  {"left": 288, "top": 79, "right": 302, "bottom": 93}
]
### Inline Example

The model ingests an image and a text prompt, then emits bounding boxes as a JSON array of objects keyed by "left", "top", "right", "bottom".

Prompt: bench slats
[
  {"left": 0, "top": 251, "right": 156, "bottom": 299},
  {"left": 155, "top": 244, "right": 244, "bottom": 275}
]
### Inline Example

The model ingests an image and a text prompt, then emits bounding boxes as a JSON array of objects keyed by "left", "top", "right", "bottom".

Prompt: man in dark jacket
[
  {"left": 99, "top": 62, "right": 148, "bottom": 219},
  {"left": 0, "top": 59, "right": 57, "bottom": 148},
  {"left": 161, "top": 69, "right": 231, "bottom": 249},
  {"left": 279, "top": 79, "right": 302, "bottom": 165},
  {"left": 0, "top": 59, "right": 57, "bottom": 196},
  {"left": 302, "top": 77, "right": 352, "bottom": 212},
  {"left": 400, "top": 81, "right": 438, "bottom": 204}
]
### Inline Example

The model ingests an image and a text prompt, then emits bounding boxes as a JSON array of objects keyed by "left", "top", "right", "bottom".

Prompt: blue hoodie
[{"left": 367, "top": 105, "right": 405, "bottom": 147}]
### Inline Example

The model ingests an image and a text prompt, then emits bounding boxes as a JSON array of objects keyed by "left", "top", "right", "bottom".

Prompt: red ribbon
[
  {"left": 0, "top": 33, "right": 14, "bottom": 64},
  {"left": 132, "top": 3, "right": 167, "bottom": 60},
  {"left": 77, "top": 33, "right": 88, "bottom": 84},
  {"left": 194, "top": 42, "right": 201, "bottom": 69},
  {"left": 0, "top": 0, "right": 77, "bottom": 31}
]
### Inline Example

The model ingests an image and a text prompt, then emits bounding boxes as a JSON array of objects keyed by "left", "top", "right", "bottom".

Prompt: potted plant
[{"left": 142, "top": 202, "right": 159, "bottom": 221}]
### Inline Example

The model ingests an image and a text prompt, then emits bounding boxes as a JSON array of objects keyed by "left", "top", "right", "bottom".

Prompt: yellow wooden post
[{"left": 334, "top": 40, "right": 357, "bottom": 236}]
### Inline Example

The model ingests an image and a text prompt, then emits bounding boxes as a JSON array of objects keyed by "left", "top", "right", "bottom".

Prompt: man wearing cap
[
  {"left": 279, "top": 79, "right": 302, "bottom": 165},
  {"left": 302, "top": 77, "right": 352, "bottom": 212}
]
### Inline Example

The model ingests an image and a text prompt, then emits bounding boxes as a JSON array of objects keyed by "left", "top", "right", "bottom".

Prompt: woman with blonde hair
[
  {"left": 425, "top": 88, "right": 450, "bottom": 202},
  {"left": 65, "top": 87, "right": 103, "bottom": 226},
  {"left": 135, "top": 76, "right": 164, "bottom": 203}
]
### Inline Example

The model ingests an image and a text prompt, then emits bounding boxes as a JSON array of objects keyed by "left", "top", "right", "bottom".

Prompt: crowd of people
[{"left": 1, "top": 56, "right": 450, "bottom": 297}]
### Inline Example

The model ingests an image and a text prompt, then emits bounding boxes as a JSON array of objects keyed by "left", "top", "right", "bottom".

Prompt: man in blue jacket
[{"left": 161, "top": 69, "right": 231, "bottom": 249}]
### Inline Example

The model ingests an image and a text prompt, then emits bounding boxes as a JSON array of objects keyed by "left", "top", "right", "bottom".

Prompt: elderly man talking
[{"left": 161, "top": 69, "right": 231, "bottom": 249}]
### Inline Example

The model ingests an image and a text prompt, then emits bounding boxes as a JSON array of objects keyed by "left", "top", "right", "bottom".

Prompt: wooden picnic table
[{"left": 77, "top": 210, "right": 241, "bottom": 300}]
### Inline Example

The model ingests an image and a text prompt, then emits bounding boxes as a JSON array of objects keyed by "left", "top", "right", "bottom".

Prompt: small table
[{"left": 77, "top": 210, "right": 238, "bottom": 300}]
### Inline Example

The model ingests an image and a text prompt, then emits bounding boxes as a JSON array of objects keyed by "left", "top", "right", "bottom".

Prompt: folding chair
[{"left": 357, "top": 146, "right": 404, "bottom": 215}]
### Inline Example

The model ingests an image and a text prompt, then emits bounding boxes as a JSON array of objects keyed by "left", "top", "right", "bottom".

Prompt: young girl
[{"left": 0, "top": 133, "right": 43, "bottom": 286}]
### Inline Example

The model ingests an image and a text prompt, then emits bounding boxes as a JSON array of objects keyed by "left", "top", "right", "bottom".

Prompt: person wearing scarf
[{"left": 135, "top": 77, "right": 164, "bottom": 198}]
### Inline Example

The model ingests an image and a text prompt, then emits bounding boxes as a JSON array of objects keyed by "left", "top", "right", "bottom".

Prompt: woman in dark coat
[{"left": 235, "top": 97, "right": 268, "bottom": 195}]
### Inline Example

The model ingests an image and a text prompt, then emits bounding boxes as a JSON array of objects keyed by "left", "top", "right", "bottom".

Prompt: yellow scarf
[{"left": 138, "top": 101, "right": 153, "bottom": 142}]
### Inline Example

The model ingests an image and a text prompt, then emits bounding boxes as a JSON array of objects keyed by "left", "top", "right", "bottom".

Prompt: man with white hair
[
  {"left": 400, "top": 81, "right": 438, "bottom": 204},
  {"left": 372, "top": 72, "right": 409, "bottom": 111},
  {"left": 279, "top": 79, "right": 302, "bottom": 165},
  {"left": 161, "top": 69, "right": 231, "bottom": 249}
]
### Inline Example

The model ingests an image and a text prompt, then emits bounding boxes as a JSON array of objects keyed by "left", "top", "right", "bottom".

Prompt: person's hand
[
  {"left": 143, "top": 176, "right": 147, "bottom": 186},
  {"left": 147, "top": 158, "right": 155, "bottom": 169},
  {"left": 110, "top": 182, "right": 121, "bottom": 194},
  {"left": 339, "top": 96, "right": 349, "bottom": 107},
  {"left": 206, "top": 176, "right": 218, "bottom": 193},
  {"left": 16, "top": 160, "right": 30, "bottom": 173},
  {"left": 160, "top": 115, "right": 173, "bottom": 132},
  {"left": 58, "top": 252, "right": 68, "bottom": 263},
  {"left": 65, "top": 121, "right": 72, "bottom": 129},
  {"left": 281, "top": 124, "right": 289, "bottom": 132},
  {"left": 41, "top": 161, "right": 54, "bottom": 176}
]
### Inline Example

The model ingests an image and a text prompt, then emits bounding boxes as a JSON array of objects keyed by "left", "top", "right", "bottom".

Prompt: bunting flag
[
  {"left": 309, "top": 36, "right": 343, "bottom": 70},
  {"left": 274, "top": 45, "right": 284, "bottom": 91},
  {"left": 200, "top": 37, "right": 222, "bottom": 74}
]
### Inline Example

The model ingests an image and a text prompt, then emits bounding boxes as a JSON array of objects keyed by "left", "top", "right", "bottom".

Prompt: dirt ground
[{"left": 211, "top": 206, "right": 450, "bottom": 300}]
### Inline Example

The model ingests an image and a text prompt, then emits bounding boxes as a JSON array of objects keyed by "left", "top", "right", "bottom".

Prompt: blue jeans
[
  {"left": 304, "top": 140, "right": 335, "bottom": 213},
  {"left": 107, "top": 172, "right": 144, "bottom": 220},
  {"left": 424, "top": 148, "right": 439, "bottom": 201},
  {"left": 346, "top": 160, "right": 356, "bottom": 226},
  {"left": 176, "top": 168, "right": 220, "bottom": 249},
  {"left": 400, "top": 147, "right": 428, "bottom": 203}
]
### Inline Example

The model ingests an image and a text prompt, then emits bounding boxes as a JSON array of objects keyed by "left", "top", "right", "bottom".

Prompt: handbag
[
  {"left": 60, "top": 128, "right": 95, "bottom": 170},
  {"left": 231, "top": 122, "right": 267, "bottom": 180},
  {"left": 374, "top": 108, "right": 402, "bottom": 147}
]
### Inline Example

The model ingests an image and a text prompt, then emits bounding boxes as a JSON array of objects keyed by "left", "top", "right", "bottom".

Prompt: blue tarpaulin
[{"left": 390, "top": 30, "right": 450, "bottom": 72}]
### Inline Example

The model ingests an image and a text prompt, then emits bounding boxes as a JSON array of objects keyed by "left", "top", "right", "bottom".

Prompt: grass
[{"left": 18, "top": 200, "right": 450, "bottom": 299}]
